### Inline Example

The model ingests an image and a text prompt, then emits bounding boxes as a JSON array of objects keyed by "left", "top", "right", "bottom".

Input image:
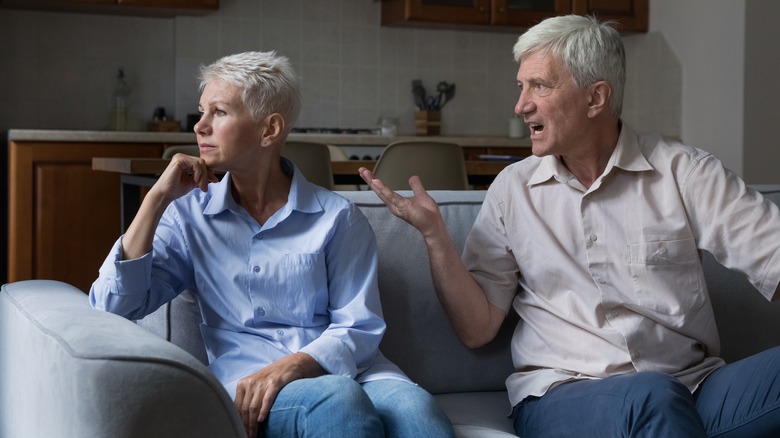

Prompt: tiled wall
[{"left": 0, "top": 0, "right": 680, "bottom": 138}]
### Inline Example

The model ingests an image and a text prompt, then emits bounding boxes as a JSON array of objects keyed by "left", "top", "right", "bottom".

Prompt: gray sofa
[{"left": 2, "top": 187, "right": 780, "bottom": 438}]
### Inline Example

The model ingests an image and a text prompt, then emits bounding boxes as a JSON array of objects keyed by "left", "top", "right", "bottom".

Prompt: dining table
[{"left": 92, "top": 157, "right": 515, "bottom": 231}]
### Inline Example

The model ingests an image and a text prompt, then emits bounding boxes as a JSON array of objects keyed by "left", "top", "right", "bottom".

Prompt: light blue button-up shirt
[{"left": 90, "top": 160, "right": 407, "bottom": 397}]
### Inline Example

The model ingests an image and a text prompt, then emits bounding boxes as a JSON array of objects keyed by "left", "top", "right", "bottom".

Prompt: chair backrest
[
  {"left": 327, "top": 144, "right": 349, "bottom": 161},
  {"left": 282, "top": 140, "right": 335, "bottom": 190},
  {"left": 163, "top": 145, "right": 200, "bottom": 159},
  {"left": 327, "top": 145, "right": 360, "bottom": 191},
  {"left": 372, "top": 141, "right": 469, "bottom": 190}
]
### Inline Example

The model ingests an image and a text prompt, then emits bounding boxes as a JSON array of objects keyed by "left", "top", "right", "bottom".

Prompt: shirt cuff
[
  {"left": 299, "top": 335, "right": 358, "bottom": 379},
  {"left": 106, "top": 236, "right": 154, "bottom": 294}
]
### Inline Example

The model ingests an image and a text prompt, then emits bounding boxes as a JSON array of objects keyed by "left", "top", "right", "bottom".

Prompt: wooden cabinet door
[
  {"left": 572, "top": 0, "right": 648, "bottom": 32},
  {"left": 382, "top": 0, "right": 491, "bottom": 26},
  {"left": 492, "top": 0, "right": 572, "bottom": 27},
  {"left": 117, "top": 0, "right": 218, "bottom": 9},
  {"left": 7, "top": 141, "right": 163, "bottom": 293}
]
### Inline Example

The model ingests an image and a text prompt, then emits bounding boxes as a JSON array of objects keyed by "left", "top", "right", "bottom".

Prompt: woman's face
[{"left": 194, "top": 79, "right": 261, "bottom": 172}]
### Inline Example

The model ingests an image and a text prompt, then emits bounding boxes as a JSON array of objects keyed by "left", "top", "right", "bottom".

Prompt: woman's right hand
[
  {"left": 151, "top": 152, "right": 219, "bottom": 204},
  {"left": 120, "top": 153, "right": 218, "bottom": 260}
]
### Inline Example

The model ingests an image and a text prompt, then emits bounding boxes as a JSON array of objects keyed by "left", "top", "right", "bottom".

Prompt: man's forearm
[{"left": 424, "top": 222, "right": 506, "bottom": 349}]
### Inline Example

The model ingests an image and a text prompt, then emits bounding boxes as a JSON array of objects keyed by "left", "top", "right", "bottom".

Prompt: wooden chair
[
  {"left": 162, "top": 144, "right": 199, "bottom": 159},
  {"left": 282, "top": 140, "right": 335, "bottom": 190},
  {"left": 372, "top": 141, "right": 469, "bottom": 190}
]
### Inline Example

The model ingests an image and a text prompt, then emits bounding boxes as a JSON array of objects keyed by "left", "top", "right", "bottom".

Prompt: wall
[
  {"left": 743, "top": 0, "right": 780, "bottom": 184},
  {"left": 649, "top": 0, "right": 746, "bottom": 178},
  {"left": 0, "top": 0, "right": 680, "bottom": 140},
  {"left": 0, "top": 10, "right": 176, "bottom": 131}
]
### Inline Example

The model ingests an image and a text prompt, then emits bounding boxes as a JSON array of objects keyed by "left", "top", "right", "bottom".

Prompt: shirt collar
[
  {"left": 528, "top": 123, "right": 653, "bottom": 187},
  {"left": 202, "top": 157, "right": 324, "bottom": 217}
]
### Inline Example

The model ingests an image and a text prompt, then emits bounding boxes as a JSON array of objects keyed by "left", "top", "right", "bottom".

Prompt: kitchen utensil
[
  {"left": 426, "top": 95, "right": 442, "bottom": 110},
  {"left": 412, "top": 79, "right": 427, "bottom": 110},
  {"left": 434, "top": 81, "right": 449, "bottom": 108},
  {"left": 442, "top": 83, "right": 456, "bottom": 107}
]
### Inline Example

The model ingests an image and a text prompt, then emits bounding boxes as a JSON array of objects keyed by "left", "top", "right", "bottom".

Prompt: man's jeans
[
  {"left": 513, "top": 346, "right": 780, "bottom": 437},
  {"left": 259, "top": 375, "right": 455, "bottom": 437}
]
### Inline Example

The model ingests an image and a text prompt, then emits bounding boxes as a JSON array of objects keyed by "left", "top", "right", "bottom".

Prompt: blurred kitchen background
[{"left": 0, "top": 0, "right": 778, "bottom": 182}]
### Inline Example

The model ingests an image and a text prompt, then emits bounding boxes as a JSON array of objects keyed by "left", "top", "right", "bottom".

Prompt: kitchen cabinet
[
  {"left": 0, "top": 0, "right": 218, "bottom": 16},
  {"left": 6, "top": 139, "right": 165, "bottom": 293},
  {"left": 572, "top": 0, "right": 647, "bottom": 32},
  {"left": 117, "top": 0, "right": 217, "bottom": 9},
  {"left": 381, "top": 0, "right": 647, "bottom": 32}
]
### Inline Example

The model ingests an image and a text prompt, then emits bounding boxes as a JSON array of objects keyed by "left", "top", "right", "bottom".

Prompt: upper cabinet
[
  {"left": 117, "top": 0, "right": 217, "bottom": 9},
  {"left": 572, "top": 0, "right": 647, "bottom": 32},
  {"left": 381, "top": 0, "right": 647, "bottom": 32},
  {"left": 0, "top": 0, "right": 218, "bottom": 16}
]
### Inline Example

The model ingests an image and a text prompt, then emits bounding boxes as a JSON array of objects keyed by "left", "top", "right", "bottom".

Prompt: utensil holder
[{"left": 415, "top": 110, "right": 441, "bottom": 136}]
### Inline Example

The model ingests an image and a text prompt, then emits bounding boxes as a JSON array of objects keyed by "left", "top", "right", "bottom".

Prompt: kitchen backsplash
[{"left": 0, "top": 0, "right": 680, "bottom": 139}]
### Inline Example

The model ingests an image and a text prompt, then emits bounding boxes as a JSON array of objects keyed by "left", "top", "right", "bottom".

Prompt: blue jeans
[
  {"left": 259, "top": 375, "right": 455, "bottom": 437},
  {"left": 513, "top": 346, "right": 780, "bottom": 437}
]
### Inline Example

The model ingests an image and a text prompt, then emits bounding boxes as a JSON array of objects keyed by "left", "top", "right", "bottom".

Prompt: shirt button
[
  {"left": 611, "top": 310, "right": 619, "bottom": 317},
  {"left": 252, "top": 266, "right": 261, "bottom": 273},
  {"left": 590, "top": 234, "right": 598, "bottom": 242},
  {"left": 258, "top": 307, "right": 266, "bottom": 316},
  {"left": 276, "top": 330, "right": 284, "bottom": 336}
]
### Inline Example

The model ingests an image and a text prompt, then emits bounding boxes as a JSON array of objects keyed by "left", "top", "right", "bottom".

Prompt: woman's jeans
[
  {"left": 259, "top": 375, "right": 455, "bottom": 437},
  {"left": 513, "top": 346, "right": 780, "bottom": 437}
]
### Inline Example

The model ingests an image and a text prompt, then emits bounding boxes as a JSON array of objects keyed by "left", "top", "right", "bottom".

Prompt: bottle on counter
[{"left": 109, "top": 68, "right": 130, "bottom": 131}]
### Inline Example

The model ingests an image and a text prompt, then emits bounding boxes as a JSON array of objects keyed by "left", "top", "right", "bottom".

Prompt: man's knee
[{"left": 621, "top": 372, "right": 706, "bottom": 436}]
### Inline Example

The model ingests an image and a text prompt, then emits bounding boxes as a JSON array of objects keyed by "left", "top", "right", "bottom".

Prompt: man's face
[{"left": 514, "top": 51, "right": 592, "bottom": 158}]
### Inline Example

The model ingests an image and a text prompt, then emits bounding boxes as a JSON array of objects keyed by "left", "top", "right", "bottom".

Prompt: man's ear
[
  {"left": 587, "top": 81, "right": 612, "bottom": 118},
  {"left": 259, "top": 113, "right": 286, "bottom": 147}
]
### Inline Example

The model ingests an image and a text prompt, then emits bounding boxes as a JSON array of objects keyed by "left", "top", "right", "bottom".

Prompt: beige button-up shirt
[{"left": 463, "top": 124, "right": 780, "bottom": 407}]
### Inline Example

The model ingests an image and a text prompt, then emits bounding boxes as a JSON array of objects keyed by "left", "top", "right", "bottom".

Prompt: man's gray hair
[
  {"left": 198, "top": 51, "right": 302, "bottom": 128},
  {"left": 513, "top": 15, "right": 625, "bottom": 117}
]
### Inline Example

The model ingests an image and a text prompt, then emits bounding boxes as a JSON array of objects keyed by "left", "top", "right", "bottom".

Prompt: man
[
  {"left": 360, "top": 15, "right": 780, "bottom": 437},
  {"left": 90, "top": 51, "right": 454, "bottom": 438}
]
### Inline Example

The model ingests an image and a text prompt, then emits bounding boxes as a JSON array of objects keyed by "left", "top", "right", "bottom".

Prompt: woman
[{"left": 90, "top": 51, "right": 454, "bottom": 438}]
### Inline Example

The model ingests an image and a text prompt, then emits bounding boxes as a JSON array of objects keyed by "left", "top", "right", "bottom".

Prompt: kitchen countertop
[{"left": 5, "top": 129, "right": 531, "bottom": 148}]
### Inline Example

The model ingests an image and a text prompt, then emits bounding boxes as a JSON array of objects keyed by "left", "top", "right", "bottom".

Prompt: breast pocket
[
  {"left": 281, "top": 253, "right": 327, "bottom": 324},
  {"left": 627, "top": 238, "right": 705, "bottom": 315}
]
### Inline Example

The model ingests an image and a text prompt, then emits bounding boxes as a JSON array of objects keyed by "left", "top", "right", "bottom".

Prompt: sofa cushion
[
  {"left": 136, "top": 288, "right": 208, "bottom": 365},
  {"left": 340, "top": 190, "right": 516, "bottom": 396},
  {"left": 435, "top": 391, "right": 517, "bottom": 437}
]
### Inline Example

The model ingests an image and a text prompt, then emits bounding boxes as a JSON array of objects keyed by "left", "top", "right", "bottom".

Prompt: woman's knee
[
  {"left": 308, "top": 375, "right": 374, "bottom": 408},
  {"left": 362, "top": 380, "right": 455, "bottom": 437}
]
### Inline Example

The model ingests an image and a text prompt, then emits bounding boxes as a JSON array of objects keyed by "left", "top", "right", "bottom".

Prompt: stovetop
[{"left": 291, "top": 127, "right": 378, "bottom": 135}]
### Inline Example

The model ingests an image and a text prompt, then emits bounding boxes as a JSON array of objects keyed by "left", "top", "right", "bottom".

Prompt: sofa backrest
[
  {"left": 705, "top": 185, "right": 780, "bottom": 363},
  {"left": 138, "top": 185, "right": 780, "bottom": 395},
  {"left": 340, "top": 190, "right": 516, "bottom": 395}
]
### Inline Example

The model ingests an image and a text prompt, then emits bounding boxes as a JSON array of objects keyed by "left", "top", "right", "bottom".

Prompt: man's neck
[{"left": 561, "top": 120, "right": 621, "bottom": 189}]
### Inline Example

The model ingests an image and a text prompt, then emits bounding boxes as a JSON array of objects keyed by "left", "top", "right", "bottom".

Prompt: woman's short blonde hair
[{"left": 198, "top": 51, "right": 302, "bottom": 128}]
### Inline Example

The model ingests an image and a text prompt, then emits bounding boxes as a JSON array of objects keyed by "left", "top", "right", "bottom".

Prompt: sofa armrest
[{"left": 0, "top": 280, "right": 243, "bottom": 438}]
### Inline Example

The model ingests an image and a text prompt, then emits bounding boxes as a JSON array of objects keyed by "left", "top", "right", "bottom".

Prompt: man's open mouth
[{"left": 529, "top": 123, "right": 544, "bottom": 135}]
